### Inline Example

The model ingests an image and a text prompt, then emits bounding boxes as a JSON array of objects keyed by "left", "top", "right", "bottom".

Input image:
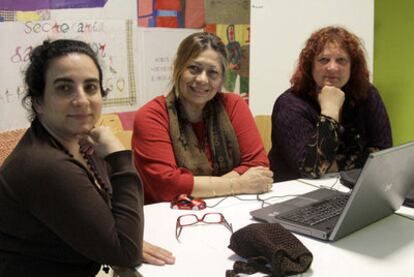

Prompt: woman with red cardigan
[{"left": 132, "top": 32, "right": 273, "bottom": 204}]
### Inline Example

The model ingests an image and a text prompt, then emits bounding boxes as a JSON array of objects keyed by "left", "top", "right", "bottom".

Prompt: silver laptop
[{"left": 251, "top": 141, "right": 414, "bottom": 241}]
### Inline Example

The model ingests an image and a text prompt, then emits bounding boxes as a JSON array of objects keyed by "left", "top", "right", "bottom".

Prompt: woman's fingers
[{"left": 143, "top": 241, "right": 175, "bottom": 266}]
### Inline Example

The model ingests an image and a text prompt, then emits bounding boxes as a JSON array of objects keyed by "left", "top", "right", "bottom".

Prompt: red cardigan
[{"left": 132, "top": 93, "right": 269, "bottom": 204}]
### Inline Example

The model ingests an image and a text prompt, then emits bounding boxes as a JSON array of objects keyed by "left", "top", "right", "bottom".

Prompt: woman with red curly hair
[{"left": 269, "top": 26, "right": 392, "bottom": 182}]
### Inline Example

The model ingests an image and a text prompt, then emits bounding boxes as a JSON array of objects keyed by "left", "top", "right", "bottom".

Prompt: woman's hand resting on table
[
  {"left": 143, "top": 241, "right": 175, "bottom": 266},
  {"left": 238, "top": 166, "right": 274, "bottom": 194}
]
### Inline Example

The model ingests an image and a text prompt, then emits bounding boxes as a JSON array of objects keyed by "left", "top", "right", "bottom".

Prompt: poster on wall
[
  {"left": 137, "top": 0, "right": 251, "bottom": 100},
  {"left": 204, "top": 0, "right": 250, "bottom": 24},
  {"left": 205, "top": 23, "right": 250, "bottom": 100},
  {"left": 0, "top": 0, "right": 108, "bottom": 11},
  {"left": 0, "top": 0, "right": 130, "bottom": 22},
  {"left": 137, "top": 28, "right": 200, "bottom": 105},
  {"left": 0, "top": 10, "right": 51, "bottom": 22},
  {"left": 202, "top": 1, "right": 251, "bottom": 100},
  {"left": 0, "top": 19, "right": 137, "bottom": 132},
  {"left": 138, "top": 0, "right": 204, "bottom": 28}
]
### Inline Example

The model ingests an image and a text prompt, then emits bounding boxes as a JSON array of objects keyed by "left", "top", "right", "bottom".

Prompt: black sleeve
[{"left": 20, "top": 150, "right": 144, "bottom": 267}]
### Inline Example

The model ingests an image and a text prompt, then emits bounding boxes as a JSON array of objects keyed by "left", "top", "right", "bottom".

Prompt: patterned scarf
[{"left": 166, "top": 91, "right": 240, "bottom": 176}]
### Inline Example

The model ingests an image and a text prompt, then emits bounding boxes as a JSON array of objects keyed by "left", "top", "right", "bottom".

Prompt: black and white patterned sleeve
[{"left": 298, "top": 115, "right": 340, "bottom": 178}]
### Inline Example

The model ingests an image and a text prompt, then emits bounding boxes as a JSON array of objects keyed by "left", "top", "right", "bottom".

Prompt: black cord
[
  {"left": 207, "top": 194, "right": 270, "bottom": 208},
  {"left": 256, "top": 194, "right": 267, "bottom": 208},
  {"left": 207, "top": 196, "right": 230, "bottom": 208},
  {"left": 328, "top": 176, "right": 340, "bottom": 189},
  {"left": 207, "top": 177, "right": 341, "bottom": 209},
  {"left": 257, "top": 193, "right": 307, "bottom": 208},
  {"left": 207, "top": 193, "right": 304, "bottom": 209},
  {"left": 295, "top": 179, "right": 322, "bottom": 189},
  {"left": 297, "top": 176, "right": 341, "bottom": 191}
]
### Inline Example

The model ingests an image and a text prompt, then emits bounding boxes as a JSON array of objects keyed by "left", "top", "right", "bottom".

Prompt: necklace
[
  {"left": 42, "top": 123, "right": 110, "bottom": 199},
  {"left": 79, "top": 150, "right": 106, "bottom": 191},
  {"left": 68, "top": 149, "right": 111, "bottom": 205},
  {"left": 62, "top": 146, "right": 105, "bottom": 191}
]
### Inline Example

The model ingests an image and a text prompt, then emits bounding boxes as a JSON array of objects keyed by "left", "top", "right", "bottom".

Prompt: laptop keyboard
[{"left": 279, "top": 194, "right": 350, "bottom": 226}]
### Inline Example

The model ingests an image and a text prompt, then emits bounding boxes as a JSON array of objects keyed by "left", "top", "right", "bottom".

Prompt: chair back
[
  {"left": 0, "top": 113, "right": 133, "bottom": 167},
  {"left": 254, "top": 115, "right": 271, "bottom": 154},
  {"left": 97, "top": 113, "right": 133, "bottom": 149},
  {"left": 0, "top": 128, "right": 26, "bottom": 166}
]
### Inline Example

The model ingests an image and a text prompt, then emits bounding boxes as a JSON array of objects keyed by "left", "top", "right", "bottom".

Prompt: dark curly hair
[
  {"left": 22, "top": 39, "right": 107, "bottom": 121},
  {"left": 170, "top": 32, "right": 228, "bottom": 95},
  {"left": 290, "top": 26, "right": 370, "bottom": 104}
]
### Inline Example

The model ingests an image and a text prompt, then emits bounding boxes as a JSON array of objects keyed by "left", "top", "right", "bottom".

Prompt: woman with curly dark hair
[{"left": 269, "top": 26, "right": 392, "bottom": 182}]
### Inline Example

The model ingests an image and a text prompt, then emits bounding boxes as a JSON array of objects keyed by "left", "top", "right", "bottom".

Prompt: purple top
[{"left": 269, "top": 85, "right": 392, "bottom": 182}]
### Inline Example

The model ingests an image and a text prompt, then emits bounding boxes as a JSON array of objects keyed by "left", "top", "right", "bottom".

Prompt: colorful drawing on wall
[
  {"left": 0, "top": 19, "right": 137, "bottom": 132},
  {"left": 138, "top": 0, "right": 205, "bottom": 28},
  {"left": 0, "top": 10, "right": 14, "bottom": 21},
  {"left": 137, "top": 0, "right": 251, "bottom": 99},
  {"left": 15, "top": 11, "right": 51, "bottom": 21},
  {"left": 206, "top": 23, "right": 250, "bottom": 100},
  {"left": 185, "top": 0, "right": 204, "bottom": 28},
  {"left": 0, "top": 0, "right": 49, "bottom": 11},
  {"left": 0, "top": 0, "right": 108, "bottom": 11},
  {"left": 0, "top": 10, "right": 50, "bottom": 22},
  {"left": 49, "top": 0, "right": 109, "bottom": 9},
  {"left": 205, "top": 0, "right": 250, "bottom": 24}
]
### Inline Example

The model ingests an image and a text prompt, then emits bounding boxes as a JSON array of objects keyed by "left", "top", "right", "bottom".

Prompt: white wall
[{"left": 249, "top": 0, "right": 374, "bottom": 116}]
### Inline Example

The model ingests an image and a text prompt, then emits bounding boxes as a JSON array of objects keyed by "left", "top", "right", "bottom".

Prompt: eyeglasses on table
[{"left": 175, "top": 212, "right": 233, "bottom": 240}]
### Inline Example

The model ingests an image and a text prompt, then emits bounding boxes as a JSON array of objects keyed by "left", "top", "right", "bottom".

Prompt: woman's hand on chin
[{"left": 78, "top": 126, "right": 125, "bottom": 157}]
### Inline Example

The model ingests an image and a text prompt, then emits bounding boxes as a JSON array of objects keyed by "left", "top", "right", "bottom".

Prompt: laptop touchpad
[
  {"left": 286, "top": 188, "right": 341, "bottom": 208},
  {"left": 291, "top": 196, "right": 319, "bottom": 207},
  {"left": 273, "top": 196, "right": 319, "bottom": 214}
]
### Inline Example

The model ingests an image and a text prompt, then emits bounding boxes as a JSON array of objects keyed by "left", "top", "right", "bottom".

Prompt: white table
[{"left": 139, "top": 177, "right": 414, "bottom": 276}]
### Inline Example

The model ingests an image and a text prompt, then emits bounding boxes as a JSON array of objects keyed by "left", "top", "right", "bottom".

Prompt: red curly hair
[{"left": 290, "top": 26, "right": 370, "bottom": 104}]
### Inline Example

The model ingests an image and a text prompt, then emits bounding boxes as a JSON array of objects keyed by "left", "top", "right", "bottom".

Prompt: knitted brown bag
[{"left": 228, "top": 223, "right": 313, "bottom": 277}]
